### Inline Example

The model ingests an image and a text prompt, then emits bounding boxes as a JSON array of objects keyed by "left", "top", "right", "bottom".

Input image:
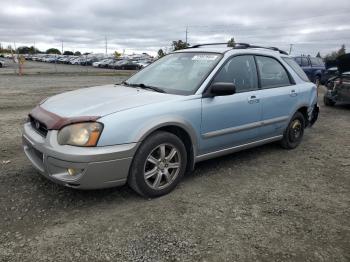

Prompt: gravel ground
[{"left": 0, "top": 61, "right": 349, "bottom": 262}]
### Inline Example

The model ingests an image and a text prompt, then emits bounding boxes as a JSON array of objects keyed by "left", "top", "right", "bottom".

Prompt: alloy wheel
[{"left": 144, "top": 143, "right": 181, "bottom": 190}]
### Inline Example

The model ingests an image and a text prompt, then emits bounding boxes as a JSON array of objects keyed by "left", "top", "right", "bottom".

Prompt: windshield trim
[{"left": 124, "top": 52, "right": 224, "bottom": 96}]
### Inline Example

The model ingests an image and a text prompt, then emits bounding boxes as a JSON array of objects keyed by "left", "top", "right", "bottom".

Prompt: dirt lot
[{"left": 0, "top": 61, "right": 349, "bottom": 262}]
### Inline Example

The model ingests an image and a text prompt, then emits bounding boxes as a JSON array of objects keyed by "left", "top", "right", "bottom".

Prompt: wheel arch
[
  {"left": 136, "top": 120, "right": 198, "bottom": 172},
  {"left": 295, "top": 106, "right": 309, "bottom": 126}
]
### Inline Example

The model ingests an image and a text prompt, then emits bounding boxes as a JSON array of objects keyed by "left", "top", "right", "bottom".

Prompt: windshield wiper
[{"left": 123, "top": 82, "right": 165, "bottom": 93}]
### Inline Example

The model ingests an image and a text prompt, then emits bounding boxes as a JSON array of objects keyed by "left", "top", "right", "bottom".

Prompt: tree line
[
  {"left": 0, "top": 44, "right": 82, "bottom": 56},
  {"left": 157, "top": 37, "right": 236, "bottom": 58}
]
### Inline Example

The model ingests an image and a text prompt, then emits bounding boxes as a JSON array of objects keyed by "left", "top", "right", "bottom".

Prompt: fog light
[{"left": 67, "top": 168, "right": 79, "bottom": 176}]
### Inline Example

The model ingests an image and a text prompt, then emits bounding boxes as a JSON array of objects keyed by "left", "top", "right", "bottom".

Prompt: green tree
[
  {"left": 172, "top": 40, "right": 189, "bottom": 51},
  {"left": 227, "top": 37, "right": 236, "bottom": 47},
  {"left": 63, "top": 51, "right": 74, "bottom": 55},
  {"left": 325, "top": 44, "right": 347, "bottom": 61},
  {"left": 46, "top": 48, "right": 61, "bottom": 55},
  {"left": 338, "top": 44, "right": 346, "bottom": 57},
  {"left": 17, "top": 46, "right": 40, "bottom": 54},
  {"left": 157, "top": 49, "right": 165, "bottom": 58},
  {"left": 114, "top": 51, "right": 122, "bottom": 58},
  {"left": 74, "top": 51, "right": 81, "bottom": 56},
  {"left": 17, "top": 46, "right": 31, "bottom": 54}
]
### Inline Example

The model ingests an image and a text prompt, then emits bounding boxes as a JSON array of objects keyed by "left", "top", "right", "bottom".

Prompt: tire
[
  {"left": 128, "top": 131, "right": 187, "bottom": 198},
  {"left": 323, "top": 95, "right": 335, "bottom": 106},
  {"left": 280, "top": 112, "right": 305, "bottom": 149}
]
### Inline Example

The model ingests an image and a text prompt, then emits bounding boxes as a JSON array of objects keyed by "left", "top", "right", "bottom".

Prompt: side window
[
  {"left": 301, "top": 57, "right": 309, "bottom": 67},
  {"left": 310, "top": 58, "right": 319, "bottom": 66},
  {"left": 256, "top": 56, "right": 291, "bottom": 89},
  {"left": 212, "top": 55, "right": 258, "bottom": 93},
  {"left": 295, "top": 57, "right": 302, "bottom": 65}
]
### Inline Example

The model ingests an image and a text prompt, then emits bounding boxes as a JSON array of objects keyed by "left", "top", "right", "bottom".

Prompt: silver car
[{"left": 23, "top": 43, "right": 319, "bottom": 197}]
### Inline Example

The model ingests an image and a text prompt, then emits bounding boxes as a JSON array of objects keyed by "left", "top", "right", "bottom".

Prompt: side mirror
[{"left": 205, "top": 82, "right": 236, "bottom": 97}]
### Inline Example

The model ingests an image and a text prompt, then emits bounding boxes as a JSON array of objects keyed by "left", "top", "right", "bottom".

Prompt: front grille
[{"left": 29, "top": 116, "right": 48, "bottom": 137}]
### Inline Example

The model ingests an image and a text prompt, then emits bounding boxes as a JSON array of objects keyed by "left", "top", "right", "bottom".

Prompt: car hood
[{"left": 41, "top": 84, "right": 180, "bottom": 118}]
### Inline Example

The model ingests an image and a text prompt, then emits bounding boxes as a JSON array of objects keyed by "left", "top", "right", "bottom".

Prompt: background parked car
[
  {"left": 136, "top": 60, "right": 152, "bottom": 68},
  {"left": 109, "top": 60, "right": 140, "bottom": 70},
  {"left": 294, "top": 56, "right": 326, "bottom": 85},
  {"left": 92, "top": 58, "right": 115, "bottom": 68},
  {"left": 0, "top": 59, "right": 4, "bottom": 68},
  {"left": 324, "top": 53, "right": 350, "bottom": 106}
]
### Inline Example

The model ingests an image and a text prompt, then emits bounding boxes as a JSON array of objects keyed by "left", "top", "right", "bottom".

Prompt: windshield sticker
[{"left": 192, "top": 55, "right": 218, "bottom": 61}]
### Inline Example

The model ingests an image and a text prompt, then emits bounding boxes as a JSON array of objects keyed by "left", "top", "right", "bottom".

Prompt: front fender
[
  {"left": 97, "top": 98, "right": 202, "bottom": 152},
  {"left": 135, "top": 117, "right": 199, "bottom": 155}
]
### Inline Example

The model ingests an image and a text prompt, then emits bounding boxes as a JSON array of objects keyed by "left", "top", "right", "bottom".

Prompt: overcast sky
[{"left": 1, "top": 0, "right": 349, "bottom": 56}]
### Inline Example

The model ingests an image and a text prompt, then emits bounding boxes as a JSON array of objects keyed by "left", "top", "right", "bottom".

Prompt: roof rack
[{"left": 189, "top": 42, "right": 288, "bottom": 55}]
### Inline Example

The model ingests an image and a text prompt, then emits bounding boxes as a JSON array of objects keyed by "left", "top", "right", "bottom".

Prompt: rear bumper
[
  {"left": 22, "top": 122, "right": 139, "bottom": 189},
  {"left": 308, "top": 104, "right": 319, "bottom": 127}
]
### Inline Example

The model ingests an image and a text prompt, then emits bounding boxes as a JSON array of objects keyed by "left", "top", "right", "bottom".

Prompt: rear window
[
  {"left": 282, "top": 57, "right": 310, "bottom": 82},
  {"left": 294, "top": 57, "right": 302, "bottom": 65},
  {"left": 310, "top": 57, "right": 324, "bottom": 66},
  {"left": 301, "top": 57, "right": 309, "bottom": 67}
]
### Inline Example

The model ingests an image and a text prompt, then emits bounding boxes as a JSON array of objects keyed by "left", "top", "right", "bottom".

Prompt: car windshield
[{"left": 125, "top": 52, "right": 222, "bottom": 95}]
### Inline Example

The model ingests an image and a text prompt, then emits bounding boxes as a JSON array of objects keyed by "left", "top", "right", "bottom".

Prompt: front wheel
[
  {"left": 280, "top": 112, "right": 305, "bottom": 149},
  {"left": 128, "top": 131, "right": 187, "bottom": 198}
]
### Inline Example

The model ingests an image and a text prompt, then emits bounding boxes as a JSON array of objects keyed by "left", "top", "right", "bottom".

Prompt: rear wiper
[{"left": 123, "top": 82, "right": 165, "bottom": 93}]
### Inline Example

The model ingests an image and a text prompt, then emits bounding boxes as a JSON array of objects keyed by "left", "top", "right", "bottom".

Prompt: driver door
[{"left": 200, "top": 55, "right": 262, "bottom": 155}]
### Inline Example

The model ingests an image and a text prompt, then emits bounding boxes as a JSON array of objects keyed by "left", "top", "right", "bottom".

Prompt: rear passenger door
[{"left": 255, "top": 55, "right": 298, "bottom": 139}]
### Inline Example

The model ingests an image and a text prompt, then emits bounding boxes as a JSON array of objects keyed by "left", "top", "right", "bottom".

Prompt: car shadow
[
  {"left": 16, "top": 141, "right": 283, "bottom": 218},
  {"left": 183, "top": 142, "right": 281, "bottom": 181}
]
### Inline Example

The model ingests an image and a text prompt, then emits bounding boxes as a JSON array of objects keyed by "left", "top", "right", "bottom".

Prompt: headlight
[{"left": 57, "top": 122, "right": 103, "bottom": 147}]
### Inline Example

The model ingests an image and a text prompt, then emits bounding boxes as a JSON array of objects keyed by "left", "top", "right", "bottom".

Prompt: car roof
[{"left": 175, "top": 46, "right": 289, "bottom": 59}]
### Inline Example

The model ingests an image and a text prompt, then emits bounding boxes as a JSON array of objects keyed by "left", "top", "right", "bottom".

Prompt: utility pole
[
  {"left": 289, "top": 44, "right": 293, "bottom": 55},
  {"left": 185, "top": 26, "right": 188, "bottom": 45},
  {"left": 61, "top": 41, "right": 64, "bottom": 54},
  {"left": 105, "top": 36, "right": 108, "bottom": 55},
  {"left": 34, "top": 41, "right": 36, "bottom": 54}
]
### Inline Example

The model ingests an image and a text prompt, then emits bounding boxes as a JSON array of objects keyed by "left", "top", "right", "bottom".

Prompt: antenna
[{"left": 105, "top": 36, "right": 108, "bottom": 55}]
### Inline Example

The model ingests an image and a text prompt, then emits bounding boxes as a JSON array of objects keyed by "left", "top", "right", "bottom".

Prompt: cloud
[{"left": 0, "top": 0, "right": 349, "bottom": 56}]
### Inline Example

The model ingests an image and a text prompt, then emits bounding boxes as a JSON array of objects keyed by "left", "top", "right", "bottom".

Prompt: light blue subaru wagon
[{"left": 23, "top": 43, "right": 319, "bottom": 197}]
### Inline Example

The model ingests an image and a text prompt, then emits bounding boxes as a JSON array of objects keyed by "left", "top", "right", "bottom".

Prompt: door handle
[
  {"left": 248, "top": 95, "right": 260, "bottom": 104},
  {"left": 290, "top": 90, "right": 298, "bottom": 97}
]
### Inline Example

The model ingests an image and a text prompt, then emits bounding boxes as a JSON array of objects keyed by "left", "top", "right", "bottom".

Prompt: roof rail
[
  {"left": 189, "top": 42, "right": 288, "bottom": 55},
  {"left": 190, "top": 43, "right": 230, "bottom": 48}
]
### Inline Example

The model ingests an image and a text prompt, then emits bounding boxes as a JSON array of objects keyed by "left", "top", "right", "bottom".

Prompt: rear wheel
[
  {"left": 280, "top": 112, "right": 305, "bottom": 149},
  {"left": 128, "top": 131, "right": 187, "bottom": 198},
  {"left": 323, "top": 95, "right": 335, "bottom": 106}
]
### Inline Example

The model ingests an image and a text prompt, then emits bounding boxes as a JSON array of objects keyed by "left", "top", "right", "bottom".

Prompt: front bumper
[{"left": 22, "top": 122, "right": 139, "bottom": 189}]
